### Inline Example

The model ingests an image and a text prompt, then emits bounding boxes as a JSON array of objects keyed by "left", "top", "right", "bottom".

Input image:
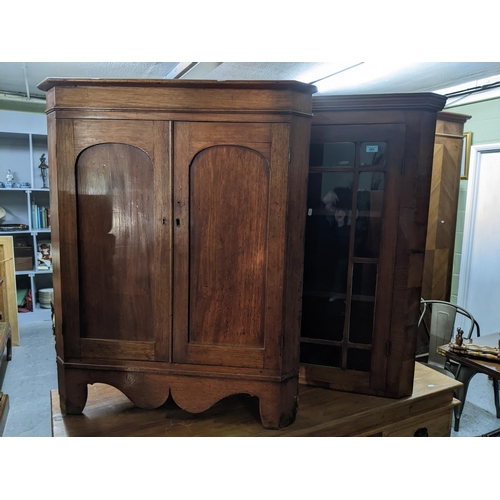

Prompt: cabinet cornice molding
[
  {"left": 39, "top": 78, "right": 317, "bottom": 118},
  {"left": 312, "top": 93, "right": 447, "bottom": 112}
]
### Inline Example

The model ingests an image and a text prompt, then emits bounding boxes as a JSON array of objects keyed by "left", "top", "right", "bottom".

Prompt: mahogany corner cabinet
[
  {"left": 300, "top": 93, "right": 446, "bottom": 398},
  {"left": 37, "top": 78, "right": 316, "bottom": 429}
]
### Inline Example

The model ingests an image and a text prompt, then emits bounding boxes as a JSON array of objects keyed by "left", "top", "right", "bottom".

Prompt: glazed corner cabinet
[
  {"left": 37, "top": 78, "right": 316, "bottom": 429},
  {"left": 299, "top": 93, "right": 446, "bottom": 398}
]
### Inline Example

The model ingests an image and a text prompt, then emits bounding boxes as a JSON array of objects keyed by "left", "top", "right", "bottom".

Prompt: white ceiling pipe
[{"left": 22, "top": 63, "right": 31, "bottom": 99}]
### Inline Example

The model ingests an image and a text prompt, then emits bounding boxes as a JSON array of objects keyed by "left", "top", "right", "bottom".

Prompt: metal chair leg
[
  {"left": 493, "top": 378, "right": 500, "bottom": 419},
  {"left": 453, "top": 365, "right": 477, "bottom": 432}
]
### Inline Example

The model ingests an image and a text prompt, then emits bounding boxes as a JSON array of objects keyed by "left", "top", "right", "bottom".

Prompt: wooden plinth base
[{"left": 56, "top": 361, "right": 299, "bottom": 430}]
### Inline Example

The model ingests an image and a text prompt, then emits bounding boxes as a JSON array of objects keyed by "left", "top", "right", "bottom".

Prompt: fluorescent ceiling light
[
  {"left": 294, "top": 62, "right": 363, "bottom": 85},
  {"left": 314, "top": 62, "right": 416, "bottom": 93}
]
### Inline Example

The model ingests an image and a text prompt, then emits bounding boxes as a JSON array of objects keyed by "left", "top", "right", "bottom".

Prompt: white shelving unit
[{"left": 0, "top": 112, "right": 52, "bottom": 314}]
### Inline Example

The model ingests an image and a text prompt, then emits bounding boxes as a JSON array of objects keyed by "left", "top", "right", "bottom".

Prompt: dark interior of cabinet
[{"left": 300, "top": 139, "right": 387, "bottom": 373}]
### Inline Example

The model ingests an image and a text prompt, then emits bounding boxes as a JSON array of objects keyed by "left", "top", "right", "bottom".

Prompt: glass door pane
[
  {"left": 309, "top": 142, "right": 355, "bottom": 167},
  {"left": 302, "top": 137, "right": 388, "bottom": 371}
]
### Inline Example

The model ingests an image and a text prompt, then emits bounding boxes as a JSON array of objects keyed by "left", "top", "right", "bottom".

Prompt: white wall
[{"left": 0, "top": 109, "right": 47, "bottom": 135}]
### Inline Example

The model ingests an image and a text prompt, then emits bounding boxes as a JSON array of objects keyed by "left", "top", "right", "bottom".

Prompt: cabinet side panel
[
  {"left": 76, "top": 143, "right": 154, "bottom": 341},
  {"left": 386, "top": 110, "right": 438, "bottom": 396},
  {"left": 421, "top": 127, "right": 464, "bottom": 302},
  {"left": 280, "top": 117, "right": 310, "bottom": 373},
  {"left": 49, "top": 116, "right": 80, "bottom": 359},
  {"left": 189, "top": 145, "right": 269, "bottom": 348}
]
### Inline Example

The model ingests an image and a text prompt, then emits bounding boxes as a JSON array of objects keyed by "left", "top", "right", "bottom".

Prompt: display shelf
[{"left": 0, "top": 129, "right": 51, "bottom": 314}]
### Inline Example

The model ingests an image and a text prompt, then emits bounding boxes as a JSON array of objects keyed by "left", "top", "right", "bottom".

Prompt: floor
[
  {"left": 1, "top": 310, "right": 56, "bottom": 437},
  {"left": 1, "top": 314, "right": 500, "bottom": 437}
]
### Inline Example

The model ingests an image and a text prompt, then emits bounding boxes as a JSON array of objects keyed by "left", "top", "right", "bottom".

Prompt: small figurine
[
  {"left": 38, "top": 154, "right": 49, "bottom": 189},
  {"left": 455, "top": 327, "right": 464, "bottom": 346},
  {"left": 6, "top": 169, "right": 14, "bottom": 182}
]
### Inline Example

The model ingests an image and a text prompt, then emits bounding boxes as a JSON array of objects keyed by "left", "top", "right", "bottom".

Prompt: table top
[
  {"left": 438, "top": 331, "right": 500, "bottom": 378},
  {"left": 51, "top": 362, "right": 461, "bottom": 437}
]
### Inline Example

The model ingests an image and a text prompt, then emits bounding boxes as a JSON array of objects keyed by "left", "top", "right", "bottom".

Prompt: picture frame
[{"left": 461, "top": 132, "right": 472, "bottom": 180}]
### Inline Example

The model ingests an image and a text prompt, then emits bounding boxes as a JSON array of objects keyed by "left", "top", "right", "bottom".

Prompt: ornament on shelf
[
  {"left": 38, "top": 153, "right": 49, "bottom": 188},
  {"left": 6, "top": 169, "right": 14, "bottom": 182}
]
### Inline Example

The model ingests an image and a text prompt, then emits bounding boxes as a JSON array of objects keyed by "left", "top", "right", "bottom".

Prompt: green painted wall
[
  {"left": 446, "top": 96, "right": 500, "bottom": 144},
  {"left": 446, "top": 95, "right": 500, "bottom": 304},
  {"left": 0, "top": 99, "right": 46, "bottom": 114}
]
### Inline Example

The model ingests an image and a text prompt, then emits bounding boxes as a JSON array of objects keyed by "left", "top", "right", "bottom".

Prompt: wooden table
[
  {"left": 438, "top": 331, "right": 500, "bottom": 432},
  {"left": 51, "top": 362, "right": 461, "bottom": 437}
]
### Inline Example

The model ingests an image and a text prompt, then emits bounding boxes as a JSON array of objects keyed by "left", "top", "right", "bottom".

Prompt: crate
[{"left": 14, "top": 247, "right": 32, "bottom": 269}]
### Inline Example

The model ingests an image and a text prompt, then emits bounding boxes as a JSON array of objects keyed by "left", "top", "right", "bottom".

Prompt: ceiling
[{"left": 1, "top": 62, "right": 500, "bottom": 107}]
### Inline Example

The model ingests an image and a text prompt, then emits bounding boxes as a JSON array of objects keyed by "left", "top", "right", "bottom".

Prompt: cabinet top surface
[
  {"left": 37, "top": 77, "right": 317, "bottom": 94},
  {"left": 437, "top": 110, "right": 472, "bottom": 123}
]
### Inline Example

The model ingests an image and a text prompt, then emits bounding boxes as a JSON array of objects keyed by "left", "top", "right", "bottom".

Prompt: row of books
[{"left": 31, "top": 201, "right": 51, "bottom": 229}]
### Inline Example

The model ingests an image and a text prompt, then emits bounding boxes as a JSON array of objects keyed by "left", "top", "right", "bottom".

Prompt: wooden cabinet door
[
  {"left": 55, "top": 119, "right": 171, "bottom": 362},
  {"left": 300, "top": 123, "right": 406, "bottom": 394},
  {"left": 172, "top": 121, "right": 290, "bottom": 370}
]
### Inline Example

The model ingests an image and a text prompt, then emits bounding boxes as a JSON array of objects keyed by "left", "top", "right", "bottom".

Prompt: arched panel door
[
  {"left": 75, "top": 142, "right": 163, "bottom": 361},
  {"left": 189, "top": 145, "right": 269, "bottom": 348},
  {"left": 172, "top": 121, "right": 290, "bottom": 370}
]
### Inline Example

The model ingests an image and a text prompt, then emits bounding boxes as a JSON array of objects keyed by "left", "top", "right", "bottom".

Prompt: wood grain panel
[
  {"left": 73, "top": 119, "right": 154, "bottom": 156},
  {"left": 281, "top": 117, "right": 312, "bottom": 373},
  {"left": 421, "top": 112, "right": 468, "bottom": 302},
  {"left": 262, "top": 123, "right": 290, "bottom": 370},
  {"left": 189, "top": 146, "right": 269, "bottom": 348},
  {"left": 76, "top": 143, "right": 154, "bottom": 343},
  {"left": 80, "top": 339, "right": 155, "bottom": 361},
  {"left": 172, "top": 122, "right": 191, "bottom": 363},
  {"left": 385, "top": 110, "right": 438, "bottom": 397},
  {"left": 50, "top": 117, "right": 80, "bottom": 359},
  {"left": 48, "top": 109, "right": 298, "bottom": 124},
  {"left": 152, "top": 121, "right": 172, "bottom": 361},
  {"left": 43, "top": 84, "right": 314, "bottom": 116},
  {"left": 185, "top": 122, "right": 272, "bottom": 151}
]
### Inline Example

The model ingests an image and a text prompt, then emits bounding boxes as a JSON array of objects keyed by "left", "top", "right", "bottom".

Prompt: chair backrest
[{"left": 419, "top": 299, "right": 480, "bottom": 369}]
